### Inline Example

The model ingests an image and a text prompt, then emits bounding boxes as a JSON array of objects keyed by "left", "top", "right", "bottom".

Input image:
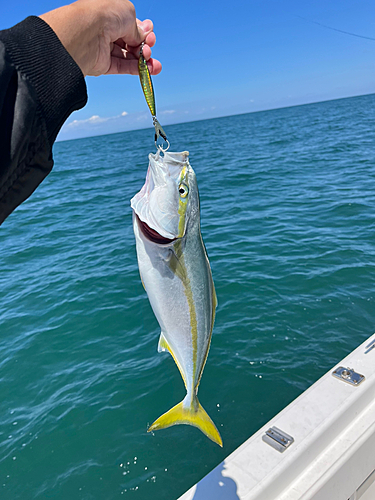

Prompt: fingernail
[{"left": 140, "top": 19, "right": 152, "bottom": 33}]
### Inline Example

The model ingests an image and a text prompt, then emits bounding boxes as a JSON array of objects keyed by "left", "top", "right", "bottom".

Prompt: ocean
[{"left": 1, "top": 94, "right": 375, "bottom": 499}]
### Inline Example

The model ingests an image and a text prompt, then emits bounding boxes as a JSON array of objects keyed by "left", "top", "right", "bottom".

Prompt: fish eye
[{"left": 179, "top": 184, "right": 189, "bottom": 198}]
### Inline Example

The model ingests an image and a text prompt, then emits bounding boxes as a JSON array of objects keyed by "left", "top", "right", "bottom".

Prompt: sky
[{"left": 1, "top": 0, "right": 375, "bottom": 140}]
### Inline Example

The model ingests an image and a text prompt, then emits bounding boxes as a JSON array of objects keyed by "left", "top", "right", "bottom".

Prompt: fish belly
[
  {"left": 133, "top": 215, "right": 215, "bottom": 392},
  {"left": 133, "top": 214, "right": 194, "bottom": 391}
]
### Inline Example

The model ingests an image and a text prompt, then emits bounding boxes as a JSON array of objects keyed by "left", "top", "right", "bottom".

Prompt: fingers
[
  {"left": 111, "top": 43, "right": 135, "bottom": 59},
  {"left": 105, "top": 13, "right": 162, "bottom": 76},
  {"left": 136, "top": 19, "right": 153, "bottom": 41},
  {"left": 126, "top": 18, "right": 153, "bottom": 48},
  {"left": 144, "top": 29, "right": 156, "bottom": 49},
  {"left": 113, "top": 39, "right": 155, "bottom": 62},
  {"left": 126, "top": 41, "right": 152, "bottom": 60},
  {"left": 106, "top": 56, "right": 162, "bottom": 76},
  {"left": 143, "top": 32, "right": 156, "bottom": 53},
  {"left": 147, "top": 57, "right": 162, "bottom": 75},
  {"left": 124, "top": 29, "right": 156, "bottom": 59}
]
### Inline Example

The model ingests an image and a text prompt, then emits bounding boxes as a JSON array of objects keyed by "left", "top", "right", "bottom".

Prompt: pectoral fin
[{"left": 157, "top": 333, "right": 169, "bottom": 353}]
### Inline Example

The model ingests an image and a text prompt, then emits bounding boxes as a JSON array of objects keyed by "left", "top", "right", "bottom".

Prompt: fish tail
[{"left": 147, "top": 393, "right": 223, "bottom": 447}]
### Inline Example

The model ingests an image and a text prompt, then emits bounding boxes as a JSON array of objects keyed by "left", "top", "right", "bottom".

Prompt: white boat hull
[{"left": 179, "top": 333, "right": 375, "bottom": 500}]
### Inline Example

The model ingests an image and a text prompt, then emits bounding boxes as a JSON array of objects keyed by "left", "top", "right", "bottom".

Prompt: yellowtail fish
[
  {"left": 138, "top": 45, "right": 168, "bottom": 144},
  {"left": 131, "top": 150, "right": 222, "bottom": 447}
]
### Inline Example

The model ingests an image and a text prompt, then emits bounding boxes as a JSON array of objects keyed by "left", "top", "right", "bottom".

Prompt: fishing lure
[{"left": 138, "top": 43, "right": 169, "bottom": 148}]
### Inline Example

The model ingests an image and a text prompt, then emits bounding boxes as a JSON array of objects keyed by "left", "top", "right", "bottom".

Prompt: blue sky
[{"left": 1, "top": 0, "right": 375, "bottom": 140}]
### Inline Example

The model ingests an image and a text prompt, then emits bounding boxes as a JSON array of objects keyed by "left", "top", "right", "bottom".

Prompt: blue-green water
[{"left": 1, "top": 94, "right": 375, "bottom": 499}]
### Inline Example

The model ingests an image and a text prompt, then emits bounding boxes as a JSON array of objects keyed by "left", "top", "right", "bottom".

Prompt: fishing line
[{"left": 296, "top": 15, "right": 375, "bottom": 42}]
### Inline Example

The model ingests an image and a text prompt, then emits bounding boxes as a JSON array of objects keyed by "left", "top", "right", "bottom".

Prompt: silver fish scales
[{"left": 131, "top": 150, "right": 222, "bottom": 446}]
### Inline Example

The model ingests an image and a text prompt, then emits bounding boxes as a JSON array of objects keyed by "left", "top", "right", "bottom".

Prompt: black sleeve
[{"left": 0, "top": 16, "right": 87, "bottom": 225}]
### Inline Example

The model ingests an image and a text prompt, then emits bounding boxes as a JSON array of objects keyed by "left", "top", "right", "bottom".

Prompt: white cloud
[
  {"left": 160, "top": 109, "right": 176, "bottom": 115},
  {"left": 67, "top": 115, "right": 107, "bottom": 128},
  {"left": 66, "top": 112, "right": 128, "bottom": 129}
]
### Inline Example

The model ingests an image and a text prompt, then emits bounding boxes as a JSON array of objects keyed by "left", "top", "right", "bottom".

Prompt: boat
[{"left": 178, "top": 332, "right": 375, "bottom": 500}]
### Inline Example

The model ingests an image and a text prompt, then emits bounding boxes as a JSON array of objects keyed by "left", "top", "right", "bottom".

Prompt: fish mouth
[{"left": 136, "top": 214, "right": 176, "bottom": 245}]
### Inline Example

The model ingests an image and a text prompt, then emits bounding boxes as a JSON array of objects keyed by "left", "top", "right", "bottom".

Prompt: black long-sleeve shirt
[{"left": 0, "top": 16, "right": 87, "bottom": 225}]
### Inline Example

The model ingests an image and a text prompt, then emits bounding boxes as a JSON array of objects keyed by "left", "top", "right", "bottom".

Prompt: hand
[{"left": 40, "top": 0, "right": 162, "bottom": 77}]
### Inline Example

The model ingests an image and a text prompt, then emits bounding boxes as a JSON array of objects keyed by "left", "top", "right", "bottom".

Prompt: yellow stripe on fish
[{"left": 168, "top": 240, "right": 198, "bottom": 381}]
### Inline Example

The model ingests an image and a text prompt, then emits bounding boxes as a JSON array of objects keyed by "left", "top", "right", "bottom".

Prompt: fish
[{"left": 130, "top": 149, "right": 222, "bottom": 447}]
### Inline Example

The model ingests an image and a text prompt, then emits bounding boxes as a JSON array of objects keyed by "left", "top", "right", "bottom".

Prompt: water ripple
[{"left": 1, "top": 95, "right": 375, "bottom": 499}]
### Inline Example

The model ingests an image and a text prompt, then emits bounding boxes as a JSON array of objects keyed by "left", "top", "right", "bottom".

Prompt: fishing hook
[{"left": 156, "top": 139, "right": 170, "bottom": 153}]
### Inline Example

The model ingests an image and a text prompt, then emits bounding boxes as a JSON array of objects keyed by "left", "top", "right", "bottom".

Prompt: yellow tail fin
[{"left": 148, "top": 395, "right": 223, "bottom": 447}]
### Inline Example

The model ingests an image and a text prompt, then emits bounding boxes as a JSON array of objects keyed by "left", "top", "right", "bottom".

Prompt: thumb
[{"left": 130, "top": 18, "right": 153, "bottom": 46}]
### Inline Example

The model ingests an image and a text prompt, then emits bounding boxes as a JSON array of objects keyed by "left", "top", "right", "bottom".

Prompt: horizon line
[{"left": 56, "top": 92, "right": 375, "bottom": 144}]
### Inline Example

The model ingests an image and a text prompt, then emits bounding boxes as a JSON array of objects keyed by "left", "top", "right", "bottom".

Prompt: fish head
[{"left": 131, "top": 150, "right": 199, "bottom": 243}]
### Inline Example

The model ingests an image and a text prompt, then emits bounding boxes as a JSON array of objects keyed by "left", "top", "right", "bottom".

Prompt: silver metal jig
[{"left": 138, "top": 42, "right": 169, "bottom": 150}]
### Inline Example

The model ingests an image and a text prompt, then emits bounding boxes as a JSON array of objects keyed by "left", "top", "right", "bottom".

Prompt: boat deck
[{"left": 179, "top": 333, "right": 375, "bottom": 500}]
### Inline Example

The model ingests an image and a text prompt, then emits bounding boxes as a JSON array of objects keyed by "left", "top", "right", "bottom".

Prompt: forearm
[
  {"left": 0, "top": 0, "right": 158, "bottom": 225},
  {"left": 0, "top": 16, "right": 87, "bottom": 224}
]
